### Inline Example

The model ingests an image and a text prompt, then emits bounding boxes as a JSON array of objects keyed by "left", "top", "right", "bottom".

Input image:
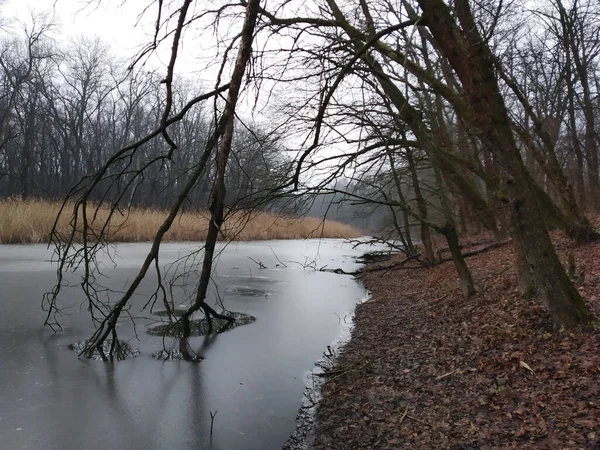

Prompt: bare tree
[
  {"left": 256, "top": 0, "right": 594, "bottom": 327},
  {"left": 41, "top": 0, "right": 266, "bottom": 360}
]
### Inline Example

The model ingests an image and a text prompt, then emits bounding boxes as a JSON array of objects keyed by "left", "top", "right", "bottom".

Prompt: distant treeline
[
  {"left": 0, "top": 28, "right": 293, "bottom": 211},
  {"left": 0, "top": 25, "right": 389, "bottom": 232}
]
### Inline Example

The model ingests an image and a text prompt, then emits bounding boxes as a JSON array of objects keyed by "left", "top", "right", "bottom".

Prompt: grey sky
[
  {"left": 4, "top": 0, "right": 219, "bottom": 78},
  {"left": 6, "top": 0, "right": 149, "bottom": 52}
]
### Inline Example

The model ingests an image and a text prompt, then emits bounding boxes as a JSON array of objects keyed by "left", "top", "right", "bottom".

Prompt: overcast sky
[
  {"left": 5, "top": 0, "right": 150, "bottom": 51},
  {"left": 3, "top": 0, "right": 218, "bottom": 78},
  {"left": 0, "top": 0, "right": 401, "bottom": 177}
]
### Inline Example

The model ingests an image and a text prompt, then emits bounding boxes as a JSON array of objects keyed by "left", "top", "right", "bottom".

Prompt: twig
[
  {"left": 324, "top": 371, "right": 352, "bottom": 384},
  {"left": 210, "top": 410, "right": 218, "bottom": 436},
  {"left": 426, "top": 293, "right": 450, "bottom": 310},
  {"left": 407, "top": 415, "right": 430, "bottom": 426},
  {"left": 436, "top": 238, "right": 497, "bottom": 253},
  {"left": 438, "top": 239, "right": 512, "bottom": 262},
  {"left": 320, "top": 267, "right": 360, "bottom": 275},
  {"left": 248, "top": 256, "right": 267, "bottom": 269},
  {"left": 269, "top": 246, "right": 288, "bottom": 268},
  {"left": 436, "top": 368, "right": 459, "bottom": 380},
  {"left": 399, "top": 406, "right": 409, "bottom": 426},
  {"left": 314, "top": 366, "right": 357, "bottom": 378},
  {"left": 368, "top": 240, "right": 511, "bottom": 274},
  {"left": 366, "top": 253, "right": 425, "bottom": 274}
]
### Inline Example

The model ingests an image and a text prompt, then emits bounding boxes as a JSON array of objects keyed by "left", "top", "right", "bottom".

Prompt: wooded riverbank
[{"left": 313, "top": 230, "right": 600, "bottom": 449}]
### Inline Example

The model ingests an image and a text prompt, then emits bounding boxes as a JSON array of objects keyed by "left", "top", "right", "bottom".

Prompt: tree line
[{"left": 0, "top": 15, "right": 289, "bottom": 210}]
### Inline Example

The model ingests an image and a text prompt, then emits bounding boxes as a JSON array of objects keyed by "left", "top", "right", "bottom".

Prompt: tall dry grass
[{"left": 0, "top": 198, "right": 362, "bottom": 244}]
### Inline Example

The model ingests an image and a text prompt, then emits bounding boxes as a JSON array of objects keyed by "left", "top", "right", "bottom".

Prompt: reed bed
[{"left": 0, "top": 198, "right": 361, "bottom": 244}]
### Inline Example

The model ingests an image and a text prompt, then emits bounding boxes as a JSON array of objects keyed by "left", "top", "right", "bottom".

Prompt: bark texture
[{"left": 416, "top": 0, "right": 592, "bottom": 328}]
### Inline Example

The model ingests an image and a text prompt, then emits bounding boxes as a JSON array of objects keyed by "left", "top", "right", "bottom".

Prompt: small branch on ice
[
  {"left": 210, "top": 410, "right": 218, "bottom": 436},
  {"left": 248, "top": 256, "right": 267, "bottom": 269}
]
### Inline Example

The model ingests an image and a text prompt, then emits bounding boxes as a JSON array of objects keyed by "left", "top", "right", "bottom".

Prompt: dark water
[{"left": 0, "top": 239, "right": 382, "bottom": 450}]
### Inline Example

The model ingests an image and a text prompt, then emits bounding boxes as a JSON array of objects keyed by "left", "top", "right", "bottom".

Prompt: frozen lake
[{"left": 0, "top": 239, "right": 384, "bottom": 449}]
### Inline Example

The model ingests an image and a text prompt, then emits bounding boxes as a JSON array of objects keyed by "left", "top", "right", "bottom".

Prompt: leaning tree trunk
[
  {"left": 440, "top": 221, "right": 475, "bottom": 299},
  {"left": 386, "top": 149, "right": 418, "bottom": 255},
  {"left": 406, "top": 148, "right": 436, "bottom": 263},
  {"left": 417, "top": 0, "right": 593, "bottom": 328},
  {"left": 181, "top": 0, "right": 261, "bottom": 341},
  {"left": 514, "top": 231, "right": 536, "bottom": 299},
  {"left": 58, "top": 0, "right": 261, "bottom": 361},
  {"left": 427, "top": 86, "right": 476, "bottom": 298},
  {"left": 433, "top": 160, "right": 475, "bottom": 299},
  {"left": 401, "top": 209, "right": 418, "bottom": 256}
]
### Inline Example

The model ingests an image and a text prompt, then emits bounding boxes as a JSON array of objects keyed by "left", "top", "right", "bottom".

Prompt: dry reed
[{"left": 0, "top": 198, "right": 362, "bottom": 244}]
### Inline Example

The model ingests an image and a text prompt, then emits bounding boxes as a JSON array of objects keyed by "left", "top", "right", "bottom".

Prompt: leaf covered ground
[{"left": 313, "top": 232, "right": 600, "bottom": 449}]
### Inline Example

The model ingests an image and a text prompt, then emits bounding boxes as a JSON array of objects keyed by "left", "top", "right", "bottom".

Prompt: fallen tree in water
[{"left": 322, "top": 241, "right": 511, "bottom": 276}]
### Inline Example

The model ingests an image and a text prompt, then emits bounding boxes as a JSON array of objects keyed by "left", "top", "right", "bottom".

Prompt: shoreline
[
  {"left": 311, "top": 234, "right": 600, "bottom": 449},
  {"left": 284, "top": 282, "right": 374, "bottom": 450}
]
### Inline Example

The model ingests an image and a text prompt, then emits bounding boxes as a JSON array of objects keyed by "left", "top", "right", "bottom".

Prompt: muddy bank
[{"left": 312, "top": 235, "right": 600, "bottom": 449}]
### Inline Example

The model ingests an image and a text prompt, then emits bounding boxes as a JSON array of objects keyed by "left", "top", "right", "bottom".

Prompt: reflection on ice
[
  {"left": 147, "top": 311, "right": 256, "bottom": 337},
  {"left": 69, "top": 340, "right": 140, "bottom": 361}
]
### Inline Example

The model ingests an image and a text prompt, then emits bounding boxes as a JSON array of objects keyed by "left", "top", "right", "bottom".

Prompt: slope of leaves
[{"left": 313, "top": 231, "right": 600, "bottom": 449}]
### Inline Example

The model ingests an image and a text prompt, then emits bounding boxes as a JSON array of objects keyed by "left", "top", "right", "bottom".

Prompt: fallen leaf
[{"left": 519, "top": 361, "right": 534, "bottom": 372}]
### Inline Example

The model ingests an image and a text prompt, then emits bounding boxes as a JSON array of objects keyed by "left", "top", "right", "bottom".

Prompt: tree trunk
[
  {"left": 181, "top": 0, "right": 261, "bottom": 337},
  {"left": 515, "top": 238, "right": 536, "bottom": 299},
  {"left": 417, "top": 0, "right": 592, "bottom": 328},
  {"left": 386, "top": 149, "right": 417, "bottom": 255},
  {"left": 555, "top": 0, "right": 600, "bottom": 210},
  {"left": 440, "top": 222, "right": 475, "bottom": 299},
  {"left": 402, "top": 210, "right": 417, "bottom": 255},
  {"left": 566, "top": 55, "right": 587, "bottom": 209},
  {"left": 406, "top": 148, "right": 435, "bottom": 263}
]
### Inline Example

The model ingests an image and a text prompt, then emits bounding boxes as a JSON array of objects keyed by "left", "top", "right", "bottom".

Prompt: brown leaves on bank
[{"left": 313, "top": 233, "right": 600, "bottom": 449}]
